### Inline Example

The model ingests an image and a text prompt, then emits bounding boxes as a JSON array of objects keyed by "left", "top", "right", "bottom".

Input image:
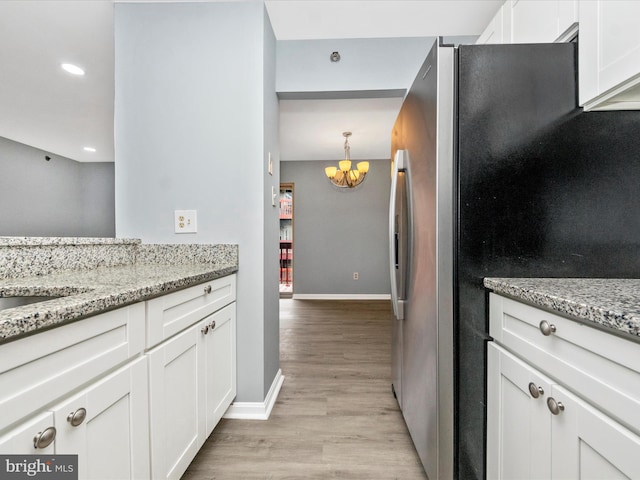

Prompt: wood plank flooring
[{"left": 182, "top": 300, "right": 427, "bottom": 479}]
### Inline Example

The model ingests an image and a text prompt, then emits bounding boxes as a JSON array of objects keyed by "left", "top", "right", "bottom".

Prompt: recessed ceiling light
[
  {"left": 61, "top": 63, "right": 85, "bottom": 76},
  {"left": 83, "top": 147, "right": 96, "bottom": 152}
]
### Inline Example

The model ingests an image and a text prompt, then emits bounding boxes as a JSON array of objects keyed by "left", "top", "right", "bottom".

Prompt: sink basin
[{"left": 0, "top": 296, "right": 63, "bottom": 311}]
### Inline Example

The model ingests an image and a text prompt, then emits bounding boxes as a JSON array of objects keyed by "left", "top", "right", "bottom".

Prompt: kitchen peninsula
[{"left": 0, "top": 237, "right": 239, "bottom": 480}]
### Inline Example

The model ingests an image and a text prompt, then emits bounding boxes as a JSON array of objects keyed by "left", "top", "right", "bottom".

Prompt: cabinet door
[
  {"left": 579, "top": 1, "right": 640, "bottom": 109},
  {"left": 477, "top": 4, "right": 507, "bottom": 44},
  {"left": 0, "top": 411, "right": 55, "bottom": 454},
  {"left": 487, "top": 343, "right": 553, "bottom": 479},
  {"left": 550, "top": 384, "right": 640, "bottom": 479},
  {"left": 51, "top": 357, "right": 149, "bottom": 480},
  {"left": 508, "top": 0, "right": 578, "bottom": 44},
  {"left": 148, "top": 322, "right": 205, "bottom": 480},
  {"left": 510, "top": 0, "right": 559, "bottom": 43},
  {"left": 203, "top": 303, "right": 236, "bottom": 437}
]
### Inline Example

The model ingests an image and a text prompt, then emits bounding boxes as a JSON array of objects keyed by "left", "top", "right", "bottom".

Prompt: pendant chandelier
[{"left": 324, "top": 132, "right": 369, "bottom": 189}]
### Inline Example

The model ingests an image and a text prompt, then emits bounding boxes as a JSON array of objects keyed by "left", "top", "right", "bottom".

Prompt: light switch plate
[{"left": 175, "top": 210, "right": 197, "bottom": 233}]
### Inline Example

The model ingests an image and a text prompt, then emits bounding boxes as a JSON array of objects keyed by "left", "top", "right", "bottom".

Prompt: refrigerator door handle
[
  {"left": 389, "top": 149, "right": 408, "bottom": 320},
  {"left": 394, "top": 231, "right": 400, "bottom": 269}
]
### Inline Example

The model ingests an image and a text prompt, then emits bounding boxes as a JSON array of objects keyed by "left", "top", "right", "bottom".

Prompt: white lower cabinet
[
  {"left": 551, "top": 384, "right": 640, "bottom": 479},
  {"left": 0, "top": 411, "right": 55, "bottom": 454},
  {"left": 0, "top": 276, "right": 237, "bottom": 480},
  {"left": 488, "top": 343, "right": 640, "bottom": 479},
  {"left": 148, "top": 320, "right": 204, "bottom": 480},
  {"left": 0, "top": 357, "right": 150, "bottom": 479},
  {"left": 148, "top": 302, "right": 237, "bottom": 480},
  {"left": 52, "top": 357, "right": 150, "bottom": 480},
  {"left": 203, "top": 303, "right": 237, "bottom": 436},
  {"left": 487, "top": 343, "right": 552, "bottom": 479}
]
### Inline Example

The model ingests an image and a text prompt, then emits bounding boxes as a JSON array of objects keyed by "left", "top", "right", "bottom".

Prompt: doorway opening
[{"left": 279, "top": 183, "right": 294, "bottom": 297}]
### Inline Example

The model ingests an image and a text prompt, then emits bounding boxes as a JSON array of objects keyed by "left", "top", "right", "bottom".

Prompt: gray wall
[
  {"left": 262, "top": 9, "right": 280, "bottom": 398},
  {"left": 0, "top": 136, "right": 115, "bottom": 237},
  {"left": 281, "top": 160, "right": 391, "bottom": 296},
  {"left": 276, "top": 36, "right": 477, "bottom": 97},
  {"left": 277, "top": 37, "right": 434, "bottom": 95},
  {"left": 114, "top": 2, "right": 279, "bottom": 403}
]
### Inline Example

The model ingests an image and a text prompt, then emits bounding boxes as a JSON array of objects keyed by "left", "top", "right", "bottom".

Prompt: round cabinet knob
[
  {"left": 209, "top": 320, "right": 216, "bottom": 331},
  {"left": 204, "top": 285, "right": 212, "bottom": 294},
  {"left": 67, "top": 407, "right": 87, "bottom": 427},
  {"left": 539, "top": 320, "right": 557, "bottom": 336},
  {"left": 201, "top": 325, "right": 209, "bottom": 335},
  {"left": 33, "top": 427, "right": 56, "bottom": 449},
  {"left": 528, "top": 382, "right": 544, "bottom": 399},
  {"left": 547, "top": 397, "right": 565, "bottom": 415}
]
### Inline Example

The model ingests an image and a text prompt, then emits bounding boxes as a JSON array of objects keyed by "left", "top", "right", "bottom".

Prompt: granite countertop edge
[
  {"left": 0, "top": 237, "right": 142, "bottom": 247},
  {"left": 0, "top": 263, "right": 238, "bottom": 344},
  {"left": 484, "top": 277, "right": 640, "bottom": 339}
]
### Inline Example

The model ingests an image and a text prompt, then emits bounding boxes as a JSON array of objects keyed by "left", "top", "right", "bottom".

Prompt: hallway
[{"left": 183, "top": 300, "right": 426, "bottom": 479}]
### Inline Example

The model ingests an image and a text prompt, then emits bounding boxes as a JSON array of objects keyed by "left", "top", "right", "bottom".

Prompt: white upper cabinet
[
  {"left": 579, "top": 0, "right": 640, "bottom": 110},
  {"left": 511, "top": 1, "right": 561, "bottom": 43},
  {"left": 477, "top": 4, "right": 508, "bottom": 44},
  {"left": 477, "top": 1, "right": 578, "bottom": 45}
]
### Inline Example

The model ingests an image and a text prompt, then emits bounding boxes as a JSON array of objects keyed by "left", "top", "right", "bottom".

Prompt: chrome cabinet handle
[
  {"left": 204, "top": 285, "right": 212, "bottom": 294},
  {"left": 209, "top": 320, "right": 216, "bottom": 331},
  {"left": 67, "top": 407, "right": 87, "bottom": 427},
  {"left": 34, "top": 427, "right": 56, "bottom": 449},
  {"left": 201, "top": 325, "right": 209, "bottom": 335},
  {"left": 539, "top": 320, "right": 557, "bottom": 336},
  {"left": 547, "top": 397, "right": 565, "bottom": 415},
  {"left": 528, "top": 382, "right": 544, "bottom": 399}
]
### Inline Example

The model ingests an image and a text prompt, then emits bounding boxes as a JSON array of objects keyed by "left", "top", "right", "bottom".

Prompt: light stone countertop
[
  {"left": 484, "top": 278, "right": 640, "bottom": 339},
  {"left": 0, "top": 238, "right": 238, "bottom": 344},
  {"left": 0, "top": 263, "right": 237, "bottom": 344},
  {"left": 0, "top": 237, "right": 141, "bottom": 246}
]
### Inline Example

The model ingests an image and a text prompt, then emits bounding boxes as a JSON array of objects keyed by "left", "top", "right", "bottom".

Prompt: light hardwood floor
[{"left": 182, "top": 300, "right": 427, "bottom": 479}]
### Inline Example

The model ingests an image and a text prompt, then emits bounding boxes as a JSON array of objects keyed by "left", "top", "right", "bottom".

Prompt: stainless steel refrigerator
[{"left": 390, "top": 39, "right": 640, "bottom": 479}]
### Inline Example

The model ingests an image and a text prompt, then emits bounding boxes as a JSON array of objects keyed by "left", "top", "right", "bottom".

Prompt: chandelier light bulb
[{"left": 324, "top": 132, "right": 369, "bottom": 189}]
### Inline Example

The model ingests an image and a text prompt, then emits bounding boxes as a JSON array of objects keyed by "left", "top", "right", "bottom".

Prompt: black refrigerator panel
[{"left": 455, "top": 42, "right": 640, "bottom": 479}]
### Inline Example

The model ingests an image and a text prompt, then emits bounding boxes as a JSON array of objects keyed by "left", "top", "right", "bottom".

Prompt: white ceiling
[
  {"left": 0, "top": 1, "right": 115, "bottom": 163},
  {"left": 0, "top": 0, "right": 502, "bottom": 164},
  {"left": 267, "top": 1, "right": 502, "bottom": 40},
  {"left": 280, "top": 97, "right": 404, "bottom": 161}
]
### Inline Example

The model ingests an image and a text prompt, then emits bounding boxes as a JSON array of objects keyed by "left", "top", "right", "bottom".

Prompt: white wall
[{"left": 114, "top": 1, "right": 278, "bottom": 403}]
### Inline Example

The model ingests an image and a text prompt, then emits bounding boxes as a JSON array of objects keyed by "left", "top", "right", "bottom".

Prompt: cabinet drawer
[
  {"left": 0, "top": 303, "right": 145, "bottom": 432},
  {"left": 146, "top": 275, "right": 236, "bottom": 348},
  {"left": 489, "top": 293, "right": 640, "bottom": 434}
]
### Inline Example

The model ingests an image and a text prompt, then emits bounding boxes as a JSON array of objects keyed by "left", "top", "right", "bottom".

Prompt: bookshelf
[{"left": 279, "top": 184, "right": 294, "bottom": 296}]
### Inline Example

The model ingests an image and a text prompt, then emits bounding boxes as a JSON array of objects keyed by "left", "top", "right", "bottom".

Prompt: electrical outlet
[
  {"left": 353, "top": 272, "right": 359, "bottom": 280},
  {"left": 175, "top": 210, "right": 197, "bottom": 233}
]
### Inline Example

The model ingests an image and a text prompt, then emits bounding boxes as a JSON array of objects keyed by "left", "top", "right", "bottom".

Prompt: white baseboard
[
  {"left": 223, "top": 369, "right": 284, "bottom": 420},
  {"left": 292, "top": 293, "right": 391, "bottom": 300}
]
